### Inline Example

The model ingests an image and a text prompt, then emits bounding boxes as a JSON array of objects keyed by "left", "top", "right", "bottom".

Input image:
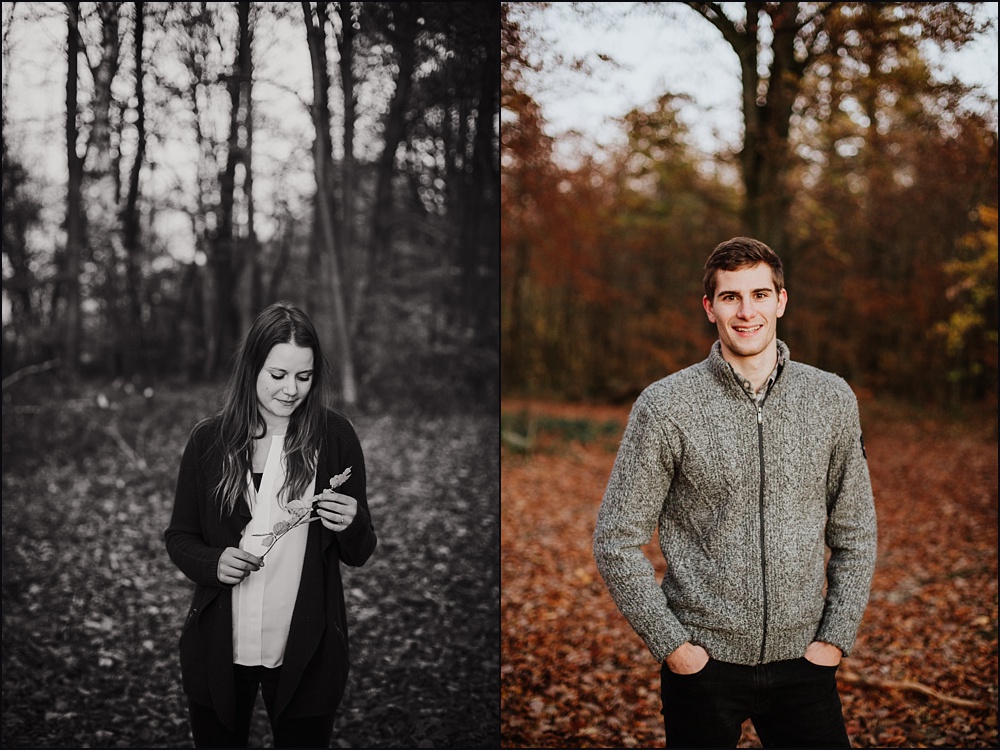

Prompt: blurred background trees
[
  {"left": 2, "top": 1, "right": 499, "bottom": 410},
  {"left": 501, "top": 1, "right": 997, "bottom": 410}
]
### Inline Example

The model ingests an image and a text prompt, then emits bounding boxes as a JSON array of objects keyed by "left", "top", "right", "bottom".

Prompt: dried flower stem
[
  {"left": 257, "top": 514, "right": 322, "bottom": 559},
  {"left": 254, "top": 467, "right": 353, "bottom": 559}
]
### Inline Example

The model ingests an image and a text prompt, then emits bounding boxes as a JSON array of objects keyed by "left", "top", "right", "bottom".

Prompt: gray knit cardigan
[{"left": 593, "top": 340, "right": 877, "bottom": 665}]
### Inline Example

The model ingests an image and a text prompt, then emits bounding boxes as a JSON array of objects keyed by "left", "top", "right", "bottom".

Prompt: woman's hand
[
  {"left": 315, "top": 490, "right": 357, "bottom": 532},
  {"left": 217, "top": 547, "right": 263, "bottom": 585}
]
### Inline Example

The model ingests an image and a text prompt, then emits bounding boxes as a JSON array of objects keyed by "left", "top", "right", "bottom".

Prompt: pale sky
[{"left": 519, "top": 2, "right": 999, "bottom": 166}]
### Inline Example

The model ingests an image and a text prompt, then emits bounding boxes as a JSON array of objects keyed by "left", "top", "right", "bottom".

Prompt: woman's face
[{"left": 255, "top": 342, "right": 315, "bottom": 429}]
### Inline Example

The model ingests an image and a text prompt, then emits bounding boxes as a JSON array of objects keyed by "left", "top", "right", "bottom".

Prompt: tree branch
[
  {"left": 1, "top": 359, "right": 61, "bottom": 390},
  {"left": 685, "top": 2, "right": 741, "bottom": 48},
  {"left": 796, "top": 1, "right": 842, "bottom": 34},
  {"left": 99, "top": 421, "right": 148, "bottom": 470},
  {"left": 839, "top": 670, "right": 993, "bottom": 710}
]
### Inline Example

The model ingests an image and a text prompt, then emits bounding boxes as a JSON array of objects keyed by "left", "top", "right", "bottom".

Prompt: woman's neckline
[{"left": 255, "top": 433, "right": 286, "bottom": 440}]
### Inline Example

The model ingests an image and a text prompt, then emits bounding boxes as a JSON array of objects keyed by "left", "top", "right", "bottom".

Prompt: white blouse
[{"left": 232, "top": 434, "right": 313, "bottom": 667}]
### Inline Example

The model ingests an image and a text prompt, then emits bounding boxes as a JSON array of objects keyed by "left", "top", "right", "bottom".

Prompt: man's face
[{"left": 702, "top": 263, "right": 787, "bottom": 363}]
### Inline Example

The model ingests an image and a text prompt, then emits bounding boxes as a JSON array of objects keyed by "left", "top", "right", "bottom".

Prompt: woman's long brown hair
[{"left": 212, "top": 301, "right": 330, "bottom": 516}]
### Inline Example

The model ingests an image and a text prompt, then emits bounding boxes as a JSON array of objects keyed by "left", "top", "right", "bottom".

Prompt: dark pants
[
  {"left": 660, "top": 657, "right": 851, "bottom": 748},
  {"left": 188, "top": 665, "right": 335, "bottom": 748}
]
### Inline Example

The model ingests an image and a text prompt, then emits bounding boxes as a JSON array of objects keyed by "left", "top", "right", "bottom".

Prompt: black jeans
[
  {"left": 660, "top": 657, "right": 851, "bottom": 748},
  {"left": 188, "top": 665, "right": 335, "bottom": 748}
]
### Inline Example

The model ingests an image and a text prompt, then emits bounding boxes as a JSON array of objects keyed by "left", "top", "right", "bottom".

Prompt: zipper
[
  {"left": 756, "top": 402, "right": 767, "bottom": 663},
  {"left": 731, "top": 362, "right": 779, "bottom": 664}
]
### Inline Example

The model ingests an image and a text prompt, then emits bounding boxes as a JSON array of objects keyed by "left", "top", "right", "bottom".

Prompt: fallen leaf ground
[
  {"left": 501, "top": 398, "right": 998, "bottom": 748},
  {"left": 2, "top": 379, "right": 499, "bottom": 748}
]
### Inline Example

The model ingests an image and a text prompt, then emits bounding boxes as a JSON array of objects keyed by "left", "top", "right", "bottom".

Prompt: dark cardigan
[{"left": 165, "top": 408, "right": 377, "bottom": 729}]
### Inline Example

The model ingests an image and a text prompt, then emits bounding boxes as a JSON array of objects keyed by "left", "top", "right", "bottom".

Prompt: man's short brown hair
[{"left": 703, "top": 237, "right": 784, "bottom": 300}]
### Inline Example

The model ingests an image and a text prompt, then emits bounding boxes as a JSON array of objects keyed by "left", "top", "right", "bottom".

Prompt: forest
[
  {"left": 3, "top": 2, "right": 500, "bottom": 747},
  {"left": 501, "top": 2, "right": 997, "bottom": 412},
  {"left": 501, "top": 2, "right": 997, "bottom": 748},
  {"left": 3, "top": 1, "right": 499, "bottom": 409}
]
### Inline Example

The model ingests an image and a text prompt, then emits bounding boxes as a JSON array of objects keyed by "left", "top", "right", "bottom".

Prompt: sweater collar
[{"left": 708, "top": 339, "right": 790, "bottom": 389}]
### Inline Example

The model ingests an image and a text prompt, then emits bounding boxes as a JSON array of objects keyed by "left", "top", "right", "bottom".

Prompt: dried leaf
[{"left": 329, "top": 466, "right": 352, "bottom": 489}]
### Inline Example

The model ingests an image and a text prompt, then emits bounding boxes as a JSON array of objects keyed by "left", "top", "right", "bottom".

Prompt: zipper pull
[{"left": 757, "top": 406, "right": 762, "bottom": 425}]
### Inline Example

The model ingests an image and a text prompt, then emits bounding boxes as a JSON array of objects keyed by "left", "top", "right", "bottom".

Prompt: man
[{"left": 593, "top": 237, "right": 877, "bottom": 748}]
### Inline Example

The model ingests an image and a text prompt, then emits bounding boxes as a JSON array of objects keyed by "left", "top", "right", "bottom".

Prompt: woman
[{"left": 165, "top": 301, "right": 377, "bottom": 748}]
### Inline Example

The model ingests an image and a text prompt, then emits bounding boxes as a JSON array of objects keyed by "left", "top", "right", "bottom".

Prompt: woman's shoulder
[
  {"left": 176, "top": 415, "right": 224, "bottom": 472},
  {"left": 187, "top": 414, "right": 223, "bottom": 446},
  {"left": 320, "top": 407, "right": 363, "bottom": 448},
  {"left": 322, "top": 406, "right": 359, "bottom": 433}
]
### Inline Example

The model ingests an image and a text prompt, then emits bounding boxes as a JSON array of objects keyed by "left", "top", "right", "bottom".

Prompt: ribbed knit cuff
[{"left": 814, "top": 617, "right": 858, "bottom": 657}]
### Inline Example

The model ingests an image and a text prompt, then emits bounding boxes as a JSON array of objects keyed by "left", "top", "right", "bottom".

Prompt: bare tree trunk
[
  {"left": 213, "top": 10, "right": 244, "bottom": 375},
  {"left": 689, "top": 2, "right": 805, "bottom": 251},
  {"left": 436, "top": 65, "right": 462, "bottom": 345},
  {"left": 180, "top": 6, "right": 218, "bottom": 380},
  {"left": 464, "top": 3, "right": 499, "bottom": 340},
  {"left": 121, "top": 1, "right": 147, "bottom": 374},
  {"left": 337, "top": 1, "right": 364, "bottom": 335},
  {"left": 239, "top": 2, "right": 260, "bottom": 329},
  {"left": 1, "top": 133, "right": 40, "bottom": 363},
  {"left": 366, "top": 3, "right": 418, "bottom": 284},
  {"left": 502, "top": 238, "right": 530, "bottom": 392},
  {"left": 265, "top": 215, "right": 293, "bottom": 303},
  {"left": 198, "top": 264, "right": 217, "bottom": 380},
  {"left": 89, "top": 1, "right": 123, "bottom": 372},
  {"left": 303, "top": 1, "right": 358, "bottom": 407},
  {"left": 202, "top": 0, "right": 258, "bottom": 375},
  {"left": 64, "top": 1, "right": 83, "bottom": 376}
]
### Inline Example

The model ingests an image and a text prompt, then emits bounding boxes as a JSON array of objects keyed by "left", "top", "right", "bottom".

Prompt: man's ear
[
  {"left": 776, "top": 287, "right": 788, "bottom": 318},
  {"left": 702, "top": 295, "right": 717, "bottom": 324}
]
